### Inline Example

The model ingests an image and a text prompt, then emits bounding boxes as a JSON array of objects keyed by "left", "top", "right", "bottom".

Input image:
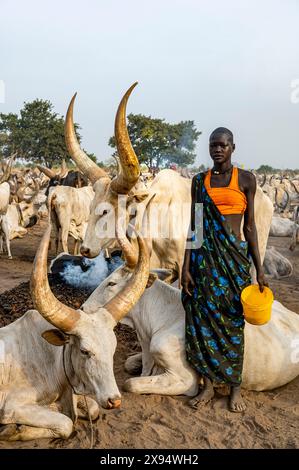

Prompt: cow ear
[
  {"left": 146, "top": 272, "right": 158, "bottom": 288},
  {"left": 127, "top": 189, "right": 149, "bottom": 204},
  {"left": 41, "top": 329, "right": 70, "bottom": 346},
  {"left": 133, "top": 189, "right": 149, "bottom": 203}
]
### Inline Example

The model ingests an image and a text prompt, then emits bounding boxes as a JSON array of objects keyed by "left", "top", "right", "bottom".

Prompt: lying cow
[
  {"left": 269, "top": 216, "right": 297, "bottom": 237},
  {"left": 0, "top": 221, "right": 149, "bottom": 441},
  {"left": 85, "top": 234, "right": 299, "bottom": 395},
  {"left": 263, "top": 246, "right": 293, "bottom": 279}
]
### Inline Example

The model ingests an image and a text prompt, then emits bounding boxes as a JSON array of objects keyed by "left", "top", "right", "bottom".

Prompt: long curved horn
[
  {"left": 290, "top": 180, "right": 299, "bottom": 194},
  {"left": 37, "top": 165, "right": 57, "bottom": 179},
  {"left": 275, "top": 188, "right": 289, "bottom": 210},
  {"left": 59, "top": 158, "right": 68, "bottom": 178},
  {"left": 260, "top": 173, "right": 266, "bottom": 187},
  {"left": 283, "top": 189, "right": 290, "bottom": 209},
  {"left": 30, "top": 220, "right": 81, "bottom": 332},
  {"left": 65, "top": 94, "right": 108, "bottom": 184},
  {"left": 110, "top": 83, "right": 140, "bottom": 194},
  {"left": 0, "top": 153, "right": 16, "bottom": 184},
  {"left": 115, "top": 220, "right": 138, "bottom": 269},
  {"left": 104, "top": 226, "right": 149, "bottom": 322}
]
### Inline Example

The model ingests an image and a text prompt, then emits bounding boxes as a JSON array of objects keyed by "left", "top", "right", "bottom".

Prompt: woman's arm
[
  {"left": 181, "top": 175, "right": 196, "bottom": 295},
  {"left": 243, "top": 172, "right": 268, "bottom": 292}
]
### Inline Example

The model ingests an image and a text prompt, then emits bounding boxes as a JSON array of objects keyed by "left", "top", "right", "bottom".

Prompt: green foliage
[
  {"left": 256, "top": 164, "right": 276, "bottom": 174},
  {"left": 256, "top": 165, "right": 299, "bottom": 176},
  {"left": 109, "top": 113, "right": 201, "bottom": 168},
  {"left": 0, "top": 99, "right": 83, "bottom": 167},
  {"left": 86, "top": 152, "right": 98, "bottom": 164}
]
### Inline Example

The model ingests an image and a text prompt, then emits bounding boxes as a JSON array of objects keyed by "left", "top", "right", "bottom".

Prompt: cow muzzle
[
  {"left": 80, "top": 246, "right": 92, "bottom": 258},
  {"left": 106, "top": 397, "right": 122, "bottom": 409},
  {"left": 26, "top": 215, "right": 38, "bottom": 228}
]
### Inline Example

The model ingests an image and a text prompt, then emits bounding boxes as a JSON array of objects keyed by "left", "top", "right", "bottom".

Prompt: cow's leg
[
  {"left": 50, "top": 209, "right": 61, "bottom": 254},
  {"left": 1, "top": 217, "right": 12, "bottom": 259},
  {"left": 123, "top": 370, "right": 197, "bottom": 397},
  {"left": 124, "top": 352, "right": 143, "bottom": 375},
  {"left": 0, "top": 234, "right": 3, "bottom": 253},
  {"left": 0, "top": 405, "right": 73, "bottom": 441},
  {"left": 123, "top": 345, "right": 198, "bottom": 397},
  {"left": 55, "top": 230, "right": 60, "bottom": 254},
  {"left": 61, "top": 226, "right": 69, "bottom": 254},
  {"left": 289, "top": 226, "right": 298, "bottom": 251},
  {"left": 73, "top": 239, "right": 80, "bottom": 256}
]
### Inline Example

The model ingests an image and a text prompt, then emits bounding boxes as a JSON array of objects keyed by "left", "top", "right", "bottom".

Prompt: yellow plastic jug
[{"left": 241, "top": 285, "right": 273, "bottom": 325}]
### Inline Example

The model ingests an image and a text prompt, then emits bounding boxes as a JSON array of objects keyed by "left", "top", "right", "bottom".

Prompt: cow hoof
[
  {"left": 0, "top": 424, "right": 18, "bottom": 440},
  {"left": 8, "top": 256, "right": 13, "bottom": 260},
  {"left": 123, "top": 378, "right": 139, "bottom": 393}
]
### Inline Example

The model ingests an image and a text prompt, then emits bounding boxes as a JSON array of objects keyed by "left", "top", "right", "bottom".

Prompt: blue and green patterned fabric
[{"left": 182, "top": 173, "right": 251, "bottom": 385}]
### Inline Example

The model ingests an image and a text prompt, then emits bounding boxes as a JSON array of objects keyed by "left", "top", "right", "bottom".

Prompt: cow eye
[
  {"left": 107, "top": 281, "right": 117, "bottom": 287},
  {"left": 80, "top": 349, "right": 91, "bottom": 357}
]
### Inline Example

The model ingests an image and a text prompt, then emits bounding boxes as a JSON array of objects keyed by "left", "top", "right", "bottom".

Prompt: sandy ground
[{"left": 0, "top": 220, "right": 298, "bottom": 449}]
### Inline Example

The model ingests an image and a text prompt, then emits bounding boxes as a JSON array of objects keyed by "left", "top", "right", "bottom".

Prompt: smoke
[{"left": 59, "top": 252, "right": 123, "bottom": 290}]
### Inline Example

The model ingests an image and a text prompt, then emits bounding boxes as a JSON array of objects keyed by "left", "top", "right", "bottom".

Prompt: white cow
[
  {"left": 65, "top": 85, "right": 273, "bottom": 282},
  {"left": 0, "top": 221, "right": 148, "bottom": 441},
  {"left": 0, "top": 200, "right": 41, "bottom": 258},
  {"left": 290, "top": 206, "right": 299, "bottom": 251},
  {"left": 49, "top": 185, "right": 94, "bottom": 254},
  {"left": 263, "top": 246, "right": 293, "bottom": 279},
  {"left": 0, "top": 182, "right": 12, "bottom": 258},
  {"left": 85, "top": 249, "right": 299, "bottom": 394},
  {"left": 270, "top": 216, "right": 298, "bottom": 237},
  {"left": 0, "top": 213, "right": 12, "bottom": 258}
]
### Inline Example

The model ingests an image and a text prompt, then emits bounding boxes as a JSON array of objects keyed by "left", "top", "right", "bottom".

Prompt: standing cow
[
  {"left": 65, "top": 84, "right": 273, "bottom": 283},
  {"left": 49, "top": 185, "right": 94, "bottom": 254}
]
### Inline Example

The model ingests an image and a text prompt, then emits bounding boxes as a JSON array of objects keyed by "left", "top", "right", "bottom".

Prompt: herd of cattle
[{"left": 0, "top": 83, "right": 299, "bottom": 441}]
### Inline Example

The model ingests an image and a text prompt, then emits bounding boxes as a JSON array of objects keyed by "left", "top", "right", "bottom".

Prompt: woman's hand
[
  {"left": 182, "top": 269, "right": 195, "bottom": 296},
  {"left": 256, "top": 269, "right": 269, "bottom": 293}
]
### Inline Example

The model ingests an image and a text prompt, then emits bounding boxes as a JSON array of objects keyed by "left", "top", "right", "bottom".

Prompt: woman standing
[{"left": 181, "top": 127, "right": 268, "bottom": 412}]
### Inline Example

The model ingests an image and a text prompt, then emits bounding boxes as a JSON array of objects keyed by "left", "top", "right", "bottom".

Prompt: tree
[
  {"left": 0, "top": 99, "right": 84, "bottom": 167},
  {"left": 0, "top": 113, "right": 22, "bottom": 159},
  {"left": 109, "top": 114, "right": 201, "bottom": 168},
  {"left": 256, "top": 165, "right": 275, "bottom": 174}
]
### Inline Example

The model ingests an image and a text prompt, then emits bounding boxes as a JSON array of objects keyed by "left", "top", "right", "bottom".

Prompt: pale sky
[{"left": 1, "top": 0, "right": 299, "bottom": 169}]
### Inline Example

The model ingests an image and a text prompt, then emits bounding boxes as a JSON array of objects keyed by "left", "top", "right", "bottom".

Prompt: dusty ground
[{"left": 0, "top": 221, "right": 298, "bottom": 449}]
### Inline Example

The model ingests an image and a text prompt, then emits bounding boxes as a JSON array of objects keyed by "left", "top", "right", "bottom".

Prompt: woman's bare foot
[
  {"left": 229, "top": 386, "right": 246, "bottom": 412},
  {"left": 188, "top": 377, "right": 214, "bottom": 410}
]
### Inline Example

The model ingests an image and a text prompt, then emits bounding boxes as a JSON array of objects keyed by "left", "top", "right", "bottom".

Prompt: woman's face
[{"left": 209, "top": 134, "right": 235, "bottom": 165}]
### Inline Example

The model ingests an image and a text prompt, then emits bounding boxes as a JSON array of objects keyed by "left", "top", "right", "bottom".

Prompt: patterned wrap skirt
[{"left": 181, "top": 173, "right": 252, "bottom": 386}]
